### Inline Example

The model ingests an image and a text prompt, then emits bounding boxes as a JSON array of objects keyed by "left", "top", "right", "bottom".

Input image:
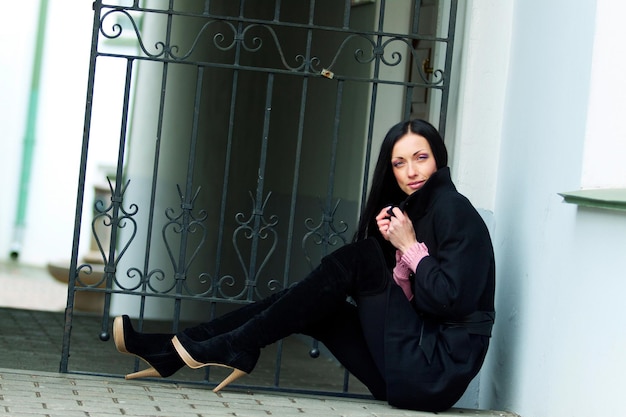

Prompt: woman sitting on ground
[{"left": 113, "top": 119, "right": 496, "bottom": 412}]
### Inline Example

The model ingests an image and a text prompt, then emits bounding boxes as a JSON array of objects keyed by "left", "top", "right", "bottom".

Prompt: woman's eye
[
  {"left": 392, "top": 161, "right": 405, "bottom": 168},
  {"left": 417, "top": 153, "right": 429, "bottom": 161}
]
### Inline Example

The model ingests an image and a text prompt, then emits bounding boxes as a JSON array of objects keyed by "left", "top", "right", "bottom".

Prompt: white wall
[
  {"left": 447, "top": 0, "right": 513, "bottom": 211},
  {"left": 0, "top": 1, "right": 126, "bottom": 267},
  {"left": 454, "top": 1, "right": 626, "bottom": 416},
  {"left": 0, "top": 1, "right": 40, "bottom": 262},
  {"left": 1, "top": 1, "right": 92, "bottom": 266},
  {"left": 493, "top": 0, "right": 596, "bottom": 413},
  {"left": 581, "top": 1, "right": 626, "bottom": 189}
]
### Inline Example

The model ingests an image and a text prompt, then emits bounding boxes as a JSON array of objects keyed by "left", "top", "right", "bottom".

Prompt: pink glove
[{"left": 392, "top": 242, "right": 429, "bottom": 301}]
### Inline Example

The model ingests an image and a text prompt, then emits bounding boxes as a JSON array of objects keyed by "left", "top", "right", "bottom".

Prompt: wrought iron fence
[{"left": 60, "top": 0, "right": 458, "bottom": 397}]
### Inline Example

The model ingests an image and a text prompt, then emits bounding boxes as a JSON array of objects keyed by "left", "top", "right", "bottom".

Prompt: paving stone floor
[{"left": 0, "top": 262, "right": 518, "bottom": 416}]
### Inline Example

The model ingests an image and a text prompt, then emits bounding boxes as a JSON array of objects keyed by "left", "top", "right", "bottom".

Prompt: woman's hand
[
  {"left": 375, "top": 207, "right": 393, "bottom": 240},
  {"left": 375, "top": 207, "right": 418, "bottom": 253}
]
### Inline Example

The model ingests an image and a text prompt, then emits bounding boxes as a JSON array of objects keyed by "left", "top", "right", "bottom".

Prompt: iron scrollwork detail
[
  {"left": 98, "top": 6, "right": 447, "bottom": 84},
  {"left": 220, "top": 191, "right": 280, "bottom": 300},
  {"left": 302, "top": 198, "right": 349, "bottom": 270},
  {"left": 77, "top": 177, "right": 138, "bottom": 288},
  {"left": 158, "top": 185, "right": 211, "bottom": 296}
]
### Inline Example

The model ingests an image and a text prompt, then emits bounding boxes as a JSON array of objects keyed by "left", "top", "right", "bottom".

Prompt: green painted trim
[
  {"left": 558, "top": 189, "right": 626, "bottom": 212},
  {"left": 14, "top": 0, "right": 49, "bottom": 228}
]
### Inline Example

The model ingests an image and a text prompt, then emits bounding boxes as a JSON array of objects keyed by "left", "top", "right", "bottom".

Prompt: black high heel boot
[
  {"left": 172, "top": 238, "right": 389, "bottom": 392},
  {"left": 114, "top": 290, "right": 287, "bottom": 380},
  {"left": 113, "top": 315, "right": 184, "bottom": 379},
  {"left": 172, "top": 331, "right": 260, "bottom": 392},
  {"left": 182, "top": 289, "right": 288, "bottom": 341}
]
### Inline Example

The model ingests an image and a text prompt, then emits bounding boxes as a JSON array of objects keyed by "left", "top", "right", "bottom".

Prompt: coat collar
[{"left": 399, "top": 166, "right": 455, "bottom": 218}]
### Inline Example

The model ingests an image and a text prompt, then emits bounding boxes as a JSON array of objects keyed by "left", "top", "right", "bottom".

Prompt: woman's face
[{"left": 391, "top": 132, "right": 438, "bottom": 195}]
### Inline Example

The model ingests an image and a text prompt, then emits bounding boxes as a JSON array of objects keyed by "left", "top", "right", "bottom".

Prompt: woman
[{"left": 113, "top": 119, "right": 495, "bottom": 412}]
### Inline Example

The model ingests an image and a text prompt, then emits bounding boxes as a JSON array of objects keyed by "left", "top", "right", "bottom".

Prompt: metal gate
[{"left": 60, "top": 0, "right": 458, "bottom": 397}]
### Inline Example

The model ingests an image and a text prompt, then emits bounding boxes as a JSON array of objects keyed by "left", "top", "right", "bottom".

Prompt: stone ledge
[{"left": 559, "top": 188, "right": 626, "bottom": 211}]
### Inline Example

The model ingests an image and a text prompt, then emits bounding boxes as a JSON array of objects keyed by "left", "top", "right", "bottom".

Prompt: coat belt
[
  {"left": 418, "top": 311, "right": 495, "bottom": 364},
  {"left": 442, "top": 310, "right": 495, "bottom": 337}
]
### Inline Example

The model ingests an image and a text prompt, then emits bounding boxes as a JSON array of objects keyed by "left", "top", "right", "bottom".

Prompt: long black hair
[{"left": 355, "top": 119, "right": 448, "bottom": 241}]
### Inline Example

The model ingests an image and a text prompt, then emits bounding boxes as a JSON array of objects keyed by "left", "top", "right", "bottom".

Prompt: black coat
[{"left": 381, "top": 167, "right": 496, "bottom": 411}]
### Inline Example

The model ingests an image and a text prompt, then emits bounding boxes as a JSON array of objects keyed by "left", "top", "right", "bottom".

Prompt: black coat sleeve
[{"left": 411, "top": 193, "right": 494, "bottom": 318}]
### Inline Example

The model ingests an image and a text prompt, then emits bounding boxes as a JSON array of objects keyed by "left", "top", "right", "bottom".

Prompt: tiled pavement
[
  {"left": 0, "top": 368, "right": 517, "bottom": 417},
  {"left": 0, "top": 262, "right": 518, "bottom": 417}
]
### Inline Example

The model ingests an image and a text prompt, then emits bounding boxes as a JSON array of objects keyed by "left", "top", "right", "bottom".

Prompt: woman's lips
[{"left": 407, "top": 180, "right": 424, "bottom": 190}]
